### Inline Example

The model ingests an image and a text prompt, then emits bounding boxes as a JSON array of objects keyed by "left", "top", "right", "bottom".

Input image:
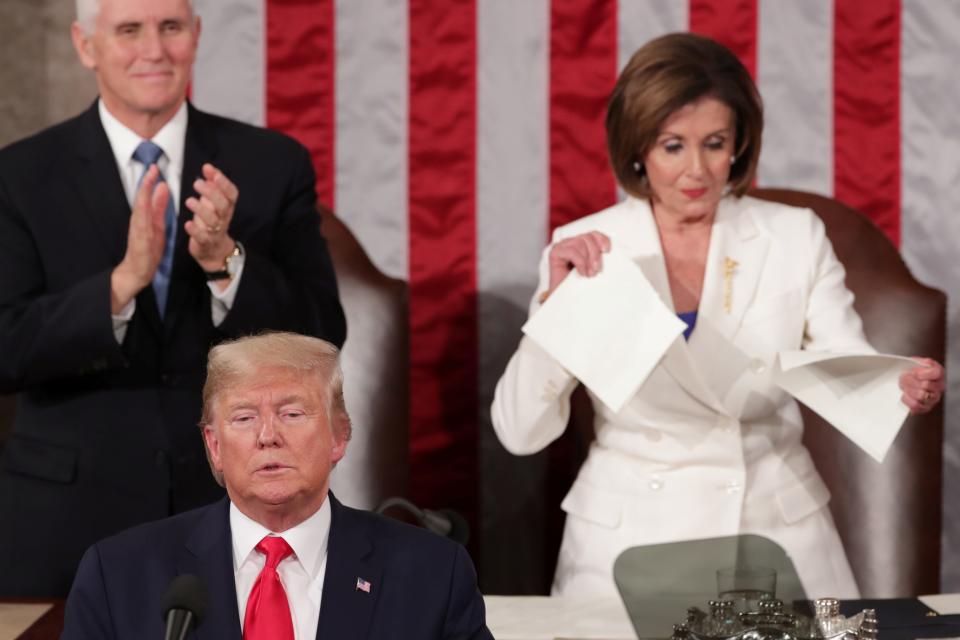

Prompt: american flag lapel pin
[{"left": 356, "top": 577, "right": 372, "bottom": 593}]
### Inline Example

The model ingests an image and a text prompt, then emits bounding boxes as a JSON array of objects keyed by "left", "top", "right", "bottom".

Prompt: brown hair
[
  {"left": 607, "top": 32, "right": 763, "bottom": 199},
  {"left": 199, "top": 332, "right": 352, "bottom": 485}
]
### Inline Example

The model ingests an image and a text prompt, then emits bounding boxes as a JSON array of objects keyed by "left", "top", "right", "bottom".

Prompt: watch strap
[
  {"left": 204, "top": 242, "right": 243, "bottom": 281},
  {"left": 204, "top": 269, "right": 231, "bottom": 281}
]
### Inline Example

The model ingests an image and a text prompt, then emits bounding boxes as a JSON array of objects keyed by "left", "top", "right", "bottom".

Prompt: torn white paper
[
  {"left": 774, "top": 351, "right": 917, "bottom": 462},
  {"left": 522, "top": 250, "right": 687, "bottom": 413},
  {"left": 919, "top": 593, "right": 960, "bottom": 615}
]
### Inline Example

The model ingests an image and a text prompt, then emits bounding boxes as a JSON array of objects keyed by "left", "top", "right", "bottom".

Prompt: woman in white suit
[{"left": 491, "top": 33, "right": 944, "bottom": 599}]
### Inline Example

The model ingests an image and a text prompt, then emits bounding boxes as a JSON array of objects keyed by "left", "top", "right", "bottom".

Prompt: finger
[
  {"left": 900, "top": 368, "right": 946, "bottom": 396},
  {"left": 554, "top": 241, "right": 592, "bottom": 276},
  {"left": 203, "top": 163, "right": 239, "bottom": 204},
  {"left": 183, "top": 218, "right": 215, "bottom": 246},
  {"left": 903, "top": 393, "right": 928, "bottom": 415},
  {"left": 579, "top": 235, "right": 605, "bottom": 275},
  {"left": 910, "top": 362, "right": 943, "bottom": 382},
  {"left": 591, "top": 231, "right": 613, "bottom": 253},
  {"left": 899, "top": 370, "right": 919, "bottom": 392},
  {"left": 185, "top": 196, "right": 223, "bottom": 233},
  {"left": 192, "top": 177, "right": 230, "bottom": 215},
  {"left": 134, "top": 165, "right": 161, "bottom": 213},
  {"left": 150, "top": 180, "right": 170, "bottom": 215}
]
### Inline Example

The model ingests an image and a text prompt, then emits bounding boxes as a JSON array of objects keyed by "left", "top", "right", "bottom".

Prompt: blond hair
[{"left": 200, "top": 332, "right": 352, "bottom": 485}]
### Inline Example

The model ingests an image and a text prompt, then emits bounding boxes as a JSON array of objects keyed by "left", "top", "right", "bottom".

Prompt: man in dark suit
[
  {"left": 63, "top": 333, "right": 493, "bottom": 639},
  {"left": 0, "top": 0, "right": 345, "bottom": 596}
]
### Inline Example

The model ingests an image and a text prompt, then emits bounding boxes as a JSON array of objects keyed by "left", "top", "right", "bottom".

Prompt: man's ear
[
  {"left": 71, "top": 21, "right": 98, "bottom": 70},
  {"left": 203, "top": 425, "right": 224, "bottom": 472},
  {"left": 330, "top": 419, "right": 348, "bottom": 466}
]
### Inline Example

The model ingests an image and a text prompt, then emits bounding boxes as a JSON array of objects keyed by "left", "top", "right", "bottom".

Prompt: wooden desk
[{"left": 0, "top": 600, "right": 63, "bottom": 640}]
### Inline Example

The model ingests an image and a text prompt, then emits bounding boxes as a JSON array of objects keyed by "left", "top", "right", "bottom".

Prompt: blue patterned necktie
[{"left": 132, "top": 141, "right": 177, "bottom": 317}]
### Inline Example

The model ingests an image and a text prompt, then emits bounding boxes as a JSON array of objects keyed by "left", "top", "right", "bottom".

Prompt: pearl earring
[
  {"left": 632, "top": 161, "right": 642, "bottom": 173},
  {"left": 730, "top": 155, "right": 736, "bottom": 165}
]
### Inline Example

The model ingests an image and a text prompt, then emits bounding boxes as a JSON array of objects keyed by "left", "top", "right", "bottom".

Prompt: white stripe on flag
[
  {"left": 477, "top": 0, "right": 549, "bottom": 314},
  {"left": 756, "top": 0, "right": 832, "bottom": 194},
  {"left": 617, "top": 0, "right": 688, "bottom": 70},
  {"left": 901, "top": 0, "right": 960, "bottom": 591},
  {"left": 477, "top": 0, "right": 549, "bottom": 440},
  {"left": 192, "top": 0, "right": 265, "bottom": 126},
  {"left": 334, "top": 0, "right": 409, "bottom": 279},
  {"left": 476, "top": 0, "right": 550, "bottom": 586}
]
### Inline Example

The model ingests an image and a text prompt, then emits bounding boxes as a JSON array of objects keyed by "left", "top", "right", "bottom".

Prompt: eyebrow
[
  {"left": 224, "top": 394, "right": 310, "bottom": 412},
  {"left": 658, "top": 127, "right": 733, "bottom": 139}
]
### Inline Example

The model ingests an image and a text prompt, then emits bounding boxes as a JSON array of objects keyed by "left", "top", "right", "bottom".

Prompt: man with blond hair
[
  {"left": 63, "top": 333, "right": 492, "bottom": 640},
  {"left": 0, "top": 0, "right": 345, "bottom": 596}
]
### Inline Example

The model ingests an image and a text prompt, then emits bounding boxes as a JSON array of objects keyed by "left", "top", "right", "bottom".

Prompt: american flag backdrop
[{"left": 190, "top": 0, "right": 960, "bottom": 591}]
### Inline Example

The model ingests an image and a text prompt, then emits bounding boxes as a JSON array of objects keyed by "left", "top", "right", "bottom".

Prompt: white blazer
[{"left": 491, "top": 195, "right": 873, "bottom": 598}]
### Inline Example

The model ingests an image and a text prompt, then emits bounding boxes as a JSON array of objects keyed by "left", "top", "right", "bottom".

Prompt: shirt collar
[
  {"left": 98, "top": 99, "right": 188, "bottom": 175},
  {"left": 230, "top": 496, "right": 332, "bottom": 580}
]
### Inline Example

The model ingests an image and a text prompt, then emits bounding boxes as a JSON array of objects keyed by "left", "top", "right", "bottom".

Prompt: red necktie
[{"left": 243, "top": 536, "right": 295, "bottom": 640}]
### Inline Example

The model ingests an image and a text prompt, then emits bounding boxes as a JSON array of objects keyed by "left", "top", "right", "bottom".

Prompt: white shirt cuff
[
  {"left": 111, "top": 299, "right": 136, "bottom": 344},
  {"left": 208, "top": 253, "right": 246, "bottom": 326}
]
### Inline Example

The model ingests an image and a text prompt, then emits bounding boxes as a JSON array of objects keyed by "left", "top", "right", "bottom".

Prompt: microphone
[
  {"left": 161, "top": 574, "right": 208, "bottom": 640},
  {"left": 376, "top": 497, "right": 470, "bottom": 545}
]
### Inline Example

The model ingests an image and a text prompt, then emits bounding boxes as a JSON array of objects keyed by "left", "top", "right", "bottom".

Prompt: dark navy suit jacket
[{"left": 62, "top": 494, "right": 493, "bottom": 639}]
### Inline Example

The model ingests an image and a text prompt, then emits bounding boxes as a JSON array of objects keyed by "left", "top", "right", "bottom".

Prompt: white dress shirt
[
  {"left": 231, "top": 499, "right": 331, "bottom": 640},
  {"left": 98, "top": 100, "right": 244, "bottom": 342}
]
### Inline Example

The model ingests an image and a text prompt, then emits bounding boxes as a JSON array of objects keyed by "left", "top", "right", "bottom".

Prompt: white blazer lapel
[
  {"left": 698, "top": 198, "right": 770, "bottom": 337},
  {"left": 616, "top": 199, "right": 727, "bottom": 415},
  {"left": 688, "top": 197, "right": 771, "bottom": 409}
]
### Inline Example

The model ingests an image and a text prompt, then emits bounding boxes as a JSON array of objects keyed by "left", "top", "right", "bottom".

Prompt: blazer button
[
  {"left": 749, "top": 359, "right": 767, "bottom": 374},
  {"left": 648, "top": 475, "right": 664, "bottom": 491},
  {"left": 720, "top": 417, "right": 738, "bottom": 433},
  {"left": 724, "top": 479, "right": 742, "bottom": 494}
]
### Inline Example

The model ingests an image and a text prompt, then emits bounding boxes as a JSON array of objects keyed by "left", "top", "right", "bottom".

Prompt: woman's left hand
[{"left": 899, "top": 357, "right": 945, "bottom": 414}]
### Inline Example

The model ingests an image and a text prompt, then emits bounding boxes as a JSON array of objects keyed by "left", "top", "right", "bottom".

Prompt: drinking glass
[{"left": 716, "top": 566, "right": 777, "bottom": 612}]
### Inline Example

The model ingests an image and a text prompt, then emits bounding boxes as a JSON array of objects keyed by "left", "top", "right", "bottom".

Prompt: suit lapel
[
  {"left": 71, "top": 102, "right": 165, "bottom": 335},
  {"left": 179, "top": 498, "right": 242, "bottom": 639},
  {"left": 687, "top": 197, "right": 770, "bottom": 410},
  {"left": 315, "top": 495, "right": 382, "bottom": 640},
  {"left": 614, "top": 198, "right": 727, "bottom": 414},
  {"left": 695, "top": 198, "right": 770, "bottom": 341},
  {"left": 71, "top": 103, "right": 131, "bottom": 265},
  {"left": 164, "top": 104, "right": 218, "bottom": 334}
]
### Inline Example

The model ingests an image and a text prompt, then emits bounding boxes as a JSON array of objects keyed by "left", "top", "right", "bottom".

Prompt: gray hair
[
  {"left": 76, "top": 0, "right": 195, "bottom": 33},
  {"left": 200, "top": 332, "right": 352, "bottom": 485}
]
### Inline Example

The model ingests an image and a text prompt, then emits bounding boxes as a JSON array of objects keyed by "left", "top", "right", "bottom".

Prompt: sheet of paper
[
  {"left": 774, "top": 351, "right": 917, "bottom": 462},
  {"left": 483, "top": 595, "right": 635, "bottom": 640},
  {"left": 522, "top": 250, "right": 686, "bottom": 413},
  {"left": 919, "top": 593, "right": 960, "bottom": 615}
]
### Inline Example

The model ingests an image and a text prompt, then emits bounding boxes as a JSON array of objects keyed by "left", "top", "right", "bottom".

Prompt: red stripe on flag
[
  {"left": 549, "top": 0, "right": 618, "bottom": 232},
  {"left": 265, "top": 0, "right": 336, "bottom": 209},
  {"left": 408, "top": 0, "right": 478, "bottom": 525},
  {"left": 689, "top": 0, "right": 758, "bottom": 78},
  {"left": 834, "top": 1, "right": 901, "bottom": 246}
]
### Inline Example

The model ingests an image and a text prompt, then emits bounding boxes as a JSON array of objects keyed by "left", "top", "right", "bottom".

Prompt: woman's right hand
[{"left": 546, "top": 231, "right": 612, "bottom": 297}]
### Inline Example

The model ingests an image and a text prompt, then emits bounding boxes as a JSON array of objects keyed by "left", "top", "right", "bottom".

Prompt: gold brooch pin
[{"left": 723, "top": 257, "right": 739, "bottom": 314}]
